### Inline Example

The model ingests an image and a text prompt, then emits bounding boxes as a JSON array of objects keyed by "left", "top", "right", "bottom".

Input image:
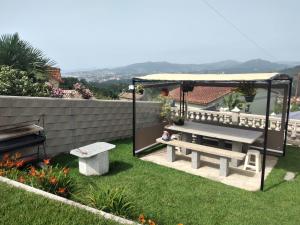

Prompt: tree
[
  {"left": 0, "top": 66, "right": 50, "bottom": 97},
  {"left": 0, "top": 33, "right": 55, "bottom": 81},
  {"left": 221, "top": 93, "right": 244, "bottom": 110}
]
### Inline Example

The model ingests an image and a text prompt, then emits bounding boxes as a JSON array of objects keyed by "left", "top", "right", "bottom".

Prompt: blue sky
[{"left": 1, "top": 0, "right": 300, "bottom": 71}]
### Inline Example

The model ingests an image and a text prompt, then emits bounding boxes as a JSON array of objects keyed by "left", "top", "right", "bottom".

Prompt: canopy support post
[
  {"left": 260, "top": 80, "right": 272, "bottom": 191},
  {"left": 283, "top": 78, "right": 293, "bottom": 156},
  {"left": 132, "top": 79, "right": 136, "bottom": 156}
]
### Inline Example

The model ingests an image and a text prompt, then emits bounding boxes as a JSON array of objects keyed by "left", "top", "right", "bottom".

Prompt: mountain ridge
[{"left": 63, "top": 59, "right": 293, "bottom": 82}]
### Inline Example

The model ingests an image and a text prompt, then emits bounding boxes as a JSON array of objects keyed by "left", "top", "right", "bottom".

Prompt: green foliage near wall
[
  {"left": 60, "top": 77, "right": 130, "bottom": 99},
  {"left": 0, "top": 66, "right": 50, "bottom": 97}
]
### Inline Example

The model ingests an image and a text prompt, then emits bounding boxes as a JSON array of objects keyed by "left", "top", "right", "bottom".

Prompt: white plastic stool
[
  {"left": 243, "top": 149, "right": 261, "bottom": 173},
  {"left": 171, "top": 133, "right": 182, "bottom": 152}
]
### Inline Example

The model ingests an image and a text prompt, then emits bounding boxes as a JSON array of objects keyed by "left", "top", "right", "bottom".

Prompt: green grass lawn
[
  {"left": 0, "top": 182, "right": 122, "bottom": 225},
  {"left": 48, "top": 139, "right": 300, "bottom": 225},
  {"left": 1, "top": 139, "right": 300, "bottom": 225}
]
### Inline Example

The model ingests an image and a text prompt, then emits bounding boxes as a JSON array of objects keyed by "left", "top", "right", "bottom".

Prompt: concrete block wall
[{"left": 0, "top": 96, "right": 161, "bottom": 156}]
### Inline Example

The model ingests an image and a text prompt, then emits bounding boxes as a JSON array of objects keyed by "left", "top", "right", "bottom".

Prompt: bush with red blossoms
[
  {"left": 50, "top": 87, "right": 64, "bottom": 98},
  {"left": 73, "top": 82, "right": 93, "bottom": 99}
]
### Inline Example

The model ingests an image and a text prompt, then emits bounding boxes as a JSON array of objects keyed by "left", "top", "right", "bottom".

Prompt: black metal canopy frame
[{"left": 132, "top": 74, "right": 292, "bottom": 191}]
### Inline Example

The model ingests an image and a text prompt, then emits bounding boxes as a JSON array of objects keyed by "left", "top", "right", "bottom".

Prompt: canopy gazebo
[{"left": 132, "top": 73, "right": 292, "bottom": 191}]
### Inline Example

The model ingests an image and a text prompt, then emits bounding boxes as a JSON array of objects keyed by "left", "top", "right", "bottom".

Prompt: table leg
[
  {"left": 78, "top": 151, "right": 109, "bottom": 176},
  {"left": 167, "top": 145, "right": 176, "bottom": 162},
  {"left": 181, "top": 133, "right": 191, "bottom": 155},
  {"left": 231, "top": 141, "right": 243, "bottom": 167},
  {"left": 220, "top": 157, "right": 229, "bottom": 176}
]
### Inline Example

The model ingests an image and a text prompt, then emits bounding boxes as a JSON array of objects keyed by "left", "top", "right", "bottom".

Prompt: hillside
[{"left": 63, "top": 59, "right": 291, "bottom": 82}]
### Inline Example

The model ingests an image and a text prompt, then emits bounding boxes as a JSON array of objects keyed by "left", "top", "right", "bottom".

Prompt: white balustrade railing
[{"left": 171, "top": 108, "right": 300, "bottom": 146}]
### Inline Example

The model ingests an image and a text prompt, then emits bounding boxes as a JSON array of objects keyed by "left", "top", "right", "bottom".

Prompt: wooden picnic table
[{"left": 166, "top": 121, "right": 263, "bottom": 167}]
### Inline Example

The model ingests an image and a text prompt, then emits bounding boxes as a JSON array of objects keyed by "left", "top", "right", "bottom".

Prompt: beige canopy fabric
[{"left": 134, "top": 72, "right": 285, "bottom": 82}]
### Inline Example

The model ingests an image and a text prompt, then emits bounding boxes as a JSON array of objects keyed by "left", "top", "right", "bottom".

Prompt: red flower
[
  {"left": 49, "top": 176, "right": 58, "bottom": 185},
  {"left": 6, "top": 160, "right": 15, "bottom": 168},
  {"left": 15, "top": 152, "right": 22, "bottom": 159},
  {"left": 63, "top": 167, "right": 70, "bottom": 175},
  {"left": 43, "top": 159, "right": 50, "bottom": 165},
  {"left": 139, "top": 214, "right": 146, "bottom": 224},
  {"left": 57, "top": 187, "right": 66, "bottom": 193},
  {"left": 0, "top": 170, "right": 5, "bottom": 176},
  {"left": 3, "top": 153, "right": 9, "bottom": 161},
  {"left": 18, "top": 176, "right": 26, "bottom": 183},
  {"left": 29, "top": 166, "right": 37, "bottom": 176},
  {"left": 39, "top": 171, "right": 45, "bottom": 178},
  {"left": 16, "top": 160, "right": 24, "bottom": 168},
  {"left": 148, "top": 220, "right": 156, "bottom": 225}
]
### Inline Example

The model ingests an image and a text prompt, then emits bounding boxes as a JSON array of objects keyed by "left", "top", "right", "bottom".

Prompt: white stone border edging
[{"left": 0, "top": 176, "right": 139, "bottom": 225}]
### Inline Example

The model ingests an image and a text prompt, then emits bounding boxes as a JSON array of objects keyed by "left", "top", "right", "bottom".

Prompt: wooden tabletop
[{"left": 166, "top": 121, "right": 262, "bottom": 144}]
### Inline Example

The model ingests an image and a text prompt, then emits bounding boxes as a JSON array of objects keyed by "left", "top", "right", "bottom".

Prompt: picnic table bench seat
[{"left": 156, "top": 138, "right": 246, "bottom": 176}]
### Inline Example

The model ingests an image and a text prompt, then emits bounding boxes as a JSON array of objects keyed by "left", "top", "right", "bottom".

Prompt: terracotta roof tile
[{"left": 169, "top": 86, "right": 232, "bottom": 105}]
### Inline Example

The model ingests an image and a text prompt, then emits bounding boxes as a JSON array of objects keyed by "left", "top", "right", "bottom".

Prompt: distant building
[
  {"left": 47, "top": 67, "right": 63, "bottom": 88},
  {"left": 169, "top": 86, "right": 233, "bottom": 110}
]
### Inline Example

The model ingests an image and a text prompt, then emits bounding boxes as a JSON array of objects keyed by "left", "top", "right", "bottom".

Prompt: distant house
[
  {"left": 119, "top": 92, "right": 144, "bottom": 101},
  {"left": 47, "top": 67, "right": 63, "bottom": 88},
  {"left": 169, "top": 86, "right": 233, "bottom": 110}
]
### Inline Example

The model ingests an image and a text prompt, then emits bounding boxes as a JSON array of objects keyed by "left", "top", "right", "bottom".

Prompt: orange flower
[
  {"left": 29, "top": 166, "right": 37, "bottom": 176},
  {"left": 3, "top": 153, "right": 9, "bottom": 161},
  {"left": 43, "top": 159, "right": 50, "bottom": 165},
  {"left": 63, "top": 167, "right": 70, "bottom": 175},
  {"left": 15, "top": 152, "right": 22, "bottom": 159},
  {"left": 39, "top": 171, "right": 45, "bottom": 178},
  {"left": 49, "top": 176, "right": 58, "bottom": 185},
  {"left": 139, "top": 214, "right": 146, "bottom": 224},
  {"left": 148, "top": 220, "right": 156, "bottom": 225},
  {"left": 6, "top": 160, "right": 15, "bottom": 168},
  {"left": 0, "top": 170, "right": 5, "bottom": 176},
  {"left": 16, "top": 160, "right": 24, "bottom": 168},
  {"left": 57, "top": 187, "right": 66, "bottom": 193},
  {"left": 178, "top": 224, "right": 184, "bottom": 225},
  {"left": 18, "top": 176, "right": 26, "bottom": 183}
]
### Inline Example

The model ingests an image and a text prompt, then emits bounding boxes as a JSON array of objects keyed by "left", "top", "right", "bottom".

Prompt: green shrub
[
  {"left": 0, "top": 66, "right": 50, "bottom": 97},
  {"left": 86, "top": 184, "right": 136, "bottom": 219}
]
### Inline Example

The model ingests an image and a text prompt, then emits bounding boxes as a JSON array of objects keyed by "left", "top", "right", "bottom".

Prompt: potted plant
[
  {"left": 236, "top": 81, "right": 257, "bottom": 102},
  {"left": 160, "top": 88, "right": 169, "bottom": 96},
  {"left": 182, "top": 82, "right": 194, "bottom": 92},
  {"left": 136, "top": 84, "right": 144, "bottom": 95},
  {"left": 172, "top": 115, "right": 185, "bottom": 126},
  {"left": 159, "top": 96, "right": 172, "bottom": 124}
]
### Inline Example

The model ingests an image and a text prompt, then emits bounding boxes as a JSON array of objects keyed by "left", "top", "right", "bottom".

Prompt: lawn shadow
[{"left": 105, "top": 160, "right": 133, "bottom": 176}]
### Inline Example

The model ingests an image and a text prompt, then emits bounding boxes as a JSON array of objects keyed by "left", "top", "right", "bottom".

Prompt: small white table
[{"left": 70, "top": 142, "right": 115, "bottom": 176}]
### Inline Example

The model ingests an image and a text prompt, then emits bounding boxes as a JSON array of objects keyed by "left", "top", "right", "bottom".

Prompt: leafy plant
[
  {"left": 0, "top": 66, "right": 51, "bottom": 96},
  {"left": 236, "top": 81, "right": 257, "bottom": 96},
  {"left": 86, "top": 184, "right": 136, "bottom": 219},
  {"left": 0, "top": 33, "right": 55, "bottom": 82},
  {"left": 25, "top": 162, "right": 76, "bottom": 198},
  {"left": 0, "top": 154, "right": 76, "bottom": 199},
  {"left": 158, "top": 96, "right": 172, "bottom": 123},
  {"left": 221, "top": 93, "right": 244, "bottom": 110},
  {"left": 172, "top": 115, "right": 185, "bottom": 125},
  {"left": 136, "top": 84, "right": 144, "bottom": 94}
]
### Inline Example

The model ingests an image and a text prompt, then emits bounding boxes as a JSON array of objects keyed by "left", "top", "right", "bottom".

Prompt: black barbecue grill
[{"left": 0, "top": 121, "right": 46, "bottom": 163}]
